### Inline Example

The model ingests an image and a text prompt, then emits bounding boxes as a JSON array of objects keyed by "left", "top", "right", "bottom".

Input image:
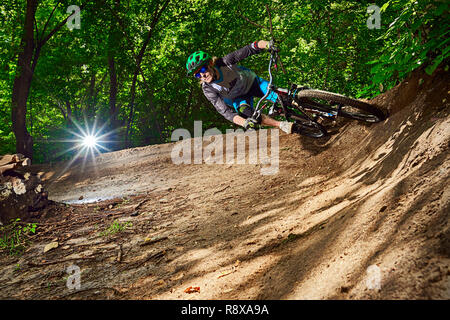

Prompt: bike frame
[{"left": 249, "top": 48, "right": 338, "bottom": 125}]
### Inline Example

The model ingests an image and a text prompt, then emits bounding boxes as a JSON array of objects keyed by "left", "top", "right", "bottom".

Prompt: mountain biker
[{"left": 186, "top": 40, "right": 296, "bottom": 133}]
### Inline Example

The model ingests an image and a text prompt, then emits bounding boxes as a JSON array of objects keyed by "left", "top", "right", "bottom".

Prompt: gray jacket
[{"left": 201, "top": 42, "right": 264, "bottom": 122}]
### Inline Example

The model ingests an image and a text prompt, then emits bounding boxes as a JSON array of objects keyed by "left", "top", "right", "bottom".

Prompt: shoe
[
  {"left": 279, "top": 121, "right": 293, "bottom": 134},
  {"left": 291, "top": 122, "right": 303, "bottom": 134}
]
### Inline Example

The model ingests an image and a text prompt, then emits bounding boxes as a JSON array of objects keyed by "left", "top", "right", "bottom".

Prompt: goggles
[{"left": 194, "top": 65, "right": 208, "bottom": 78}]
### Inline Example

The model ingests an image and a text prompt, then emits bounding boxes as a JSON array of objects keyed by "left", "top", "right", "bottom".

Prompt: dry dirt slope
[{"left": 0, "top": 66, "right": 449, "bottom": 300}]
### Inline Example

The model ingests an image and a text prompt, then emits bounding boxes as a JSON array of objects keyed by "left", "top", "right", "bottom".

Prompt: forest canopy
[{"left": 0, "top": 0, "right": 448, "bottom": 163}]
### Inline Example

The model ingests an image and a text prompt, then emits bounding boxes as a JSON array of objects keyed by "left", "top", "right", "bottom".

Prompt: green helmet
[{"left": 186, "top": 51, "right": 211, "bottom": 75}]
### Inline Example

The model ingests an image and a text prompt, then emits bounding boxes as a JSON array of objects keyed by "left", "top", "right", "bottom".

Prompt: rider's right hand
[
  {"left": 267, "top": 40, "right": 279, "bottom": 53},
  {"left": 243, "top": 118, "right": 258, "bottom": 131}
]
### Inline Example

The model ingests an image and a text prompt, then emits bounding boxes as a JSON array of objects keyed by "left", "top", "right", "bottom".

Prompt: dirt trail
[{"left": 0, "top": 66, "right": 449, "bottom": 300}]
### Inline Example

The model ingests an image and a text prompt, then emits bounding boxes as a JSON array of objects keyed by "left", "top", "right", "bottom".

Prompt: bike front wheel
[
  {"left": 295, "top": 89, "right": 386, "bottom": 123},
  {"left": 285, "top": 110, "right": 327, "bottom": 138}
]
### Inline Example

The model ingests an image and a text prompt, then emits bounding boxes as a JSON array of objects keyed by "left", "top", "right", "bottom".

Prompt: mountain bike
[{"left": 247, "top": 42, "right": 386, "bottom": 138}]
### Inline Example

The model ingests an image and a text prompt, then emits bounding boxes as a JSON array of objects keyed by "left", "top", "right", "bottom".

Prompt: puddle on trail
[{"left": 60, "top": 196, "right": 117, "bottom": 205}]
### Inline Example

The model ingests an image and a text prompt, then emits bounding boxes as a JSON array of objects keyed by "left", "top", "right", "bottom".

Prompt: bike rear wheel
[{"left": 295, "top": 89, "right": 385, "bottom": 123}]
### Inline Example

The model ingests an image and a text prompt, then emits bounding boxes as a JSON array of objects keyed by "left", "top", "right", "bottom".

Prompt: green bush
[{"left": 0, "top": 218, "right": 38, "bottom": 256}]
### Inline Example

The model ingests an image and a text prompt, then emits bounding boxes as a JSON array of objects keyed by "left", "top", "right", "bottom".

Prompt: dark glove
[
  {"left": 266, "top": 40, "right": 279, "bottom": 53},
  {"left": 243, "top": 118, "right": 259, "bottom": 131}
]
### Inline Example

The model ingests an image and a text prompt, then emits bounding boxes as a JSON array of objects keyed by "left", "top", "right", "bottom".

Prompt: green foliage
[
  {"left": 0, "top": 218, "right": 38, "bottom": 256},
  {"left": 0, "top": 0, "right": 447, "bottom": 162},
  {"left": 359, "top": 0, "right": 449, "bottom": 97},
  {"left": 99, "top": 219, "right": 132, "bottom": 237}
]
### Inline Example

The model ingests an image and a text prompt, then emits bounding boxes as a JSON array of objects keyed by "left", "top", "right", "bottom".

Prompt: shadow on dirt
[{"left": 1, "top": 66, "right": 448, "bottom": 300}]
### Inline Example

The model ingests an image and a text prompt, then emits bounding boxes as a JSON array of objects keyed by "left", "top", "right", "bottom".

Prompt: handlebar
[{"left": 251, "top": 42, "right": 279, "bottom": 121}]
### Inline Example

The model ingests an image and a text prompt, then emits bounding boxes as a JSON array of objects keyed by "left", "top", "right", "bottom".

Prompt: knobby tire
[{"left": 295, "top": 89, "right": 385, "bottom": 123}]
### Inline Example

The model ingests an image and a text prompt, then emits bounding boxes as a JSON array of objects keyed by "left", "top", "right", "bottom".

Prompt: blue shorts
[{"left": 223, "top": 76, "right": 279, "bottom": 114}]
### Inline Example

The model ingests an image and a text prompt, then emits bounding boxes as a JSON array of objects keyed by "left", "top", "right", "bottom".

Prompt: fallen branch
[
  {"left": 120, "top": 249, "right": 166, "bottom": 270},
  {"left": 26, "top": 255, "right": 100, "bottom": 267},
  {"left": 213, "top": 185, "right": 230, "bottom": 194},
  {"left": 58, "top": 286, "right": 122, "bottom": 299},
  {"left": 140, "top": 236, "right": 168, "bottom": 247},
  {"left": 134, "top": 199, "right": 148, "bottom": 211}
]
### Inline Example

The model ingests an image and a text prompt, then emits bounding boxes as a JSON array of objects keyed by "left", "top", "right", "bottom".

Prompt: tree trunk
[
  {"left": 125, "top": 73, "right": 138, "bottom": 148},
  {"left": 108, "top": 56, "right": 118, "bottom": 128},
  {"left": 108, "top": 55, "right": 119, "bottom": 150},
  {"left": 11, "top": 0, "right": 37, "bottom": 161},
  {"left": 87, "top": 73, "right": 96, "bottom": 117},
  {"left": 107, "top": 0, "right": 121, "bottom": 149},
  {"left": 124, "top": 0, "right": 171, "bottom": 148},
  {"left": 11, "top": 0, "right": 87, "bottom": 161}
]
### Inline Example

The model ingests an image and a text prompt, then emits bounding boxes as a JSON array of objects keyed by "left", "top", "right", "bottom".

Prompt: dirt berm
[{"left": 0, "top": 66, "right": 448, "bottom": 300}]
